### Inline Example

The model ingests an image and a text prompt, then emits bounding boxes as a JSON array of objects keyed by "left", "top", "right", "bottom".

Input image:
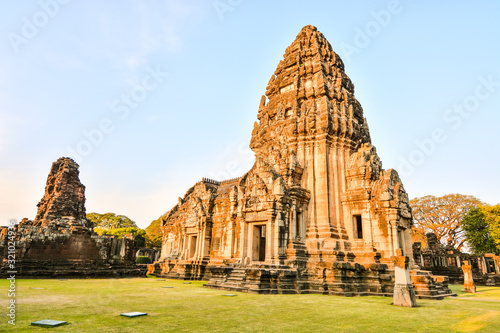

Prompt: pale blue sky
[{"left": 1, "top": 1, "right": 499, "bottom": 228}]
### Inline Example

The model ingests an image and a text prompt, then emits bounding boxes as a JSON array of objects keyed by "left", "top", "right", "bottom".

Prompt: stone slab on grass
[
  {"left": 222, "top": 294, "right": 237, "bottom": 297},
  {"left": 120, "top": 312, "right": 148, "bottom": 318},
  {"left": 162, "top": 286, "right": 173, "bottom": 288},
  {"left": 31, "top": 319, "right": 68, "bottom": 327}
]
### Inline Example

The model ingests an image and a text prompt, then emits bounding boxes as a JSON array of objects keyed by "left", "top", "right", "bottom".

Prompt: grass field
[{"left": 1, "top": 278, "right": 499, "bottom": 332}]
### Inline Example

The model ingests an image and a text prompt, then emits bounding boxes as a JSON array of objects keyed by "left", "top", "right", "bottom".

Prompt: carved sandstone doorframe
[{"left": 246, "top": 221, "right": 267, "bottom": 263}]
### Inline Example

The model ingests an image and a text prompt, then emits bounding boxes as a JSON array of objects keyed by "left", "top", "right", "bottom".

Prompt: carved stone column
[{"left": 391, "top": 249, "right": 417, "bottom": 307}]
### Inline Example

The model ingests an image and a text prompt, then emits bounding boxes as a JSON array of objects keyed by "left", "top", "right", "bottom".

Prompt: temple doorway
[
  {"left": 252, "top": 225, "right": 266, "bottom": 262},
  {"left": 188, "top": 235, "right": 197, "bottom": 259}
]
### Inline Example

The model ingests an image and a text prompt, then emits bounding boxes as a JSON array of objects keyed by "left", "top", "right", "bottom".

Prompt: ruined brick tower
[
  {"left": 0, "top": 157, "right": 141, "bottom": 278},
  {"left": 151, "top": 26, "right": 453, "bottom": 298},
  {"left": 35, "top": 157, "right": 89, "bottom": 225}
]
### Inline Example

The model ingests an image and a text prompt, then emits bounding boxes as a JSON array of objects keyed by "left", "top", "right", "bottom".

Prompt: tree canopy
[
  {"left": 94, "top": 227, "right": 146, "bottom": 248},
  {"left": 87, "top": 212, "right": 138, "bottom": 229},
  {"left": 462, "top": 206, "right": 499, "bottom": 255},
  {"left": 87, "top": 212, "right": 145, "bottom": 247},
  {"left": 488, "top": 205, "right": 500, "bottom": 251},
  {"left": 411, "top": 194, "right": 482, "bottom": 250},
  {"left": 145, "top": 214, "right": 165, "bottom": 248}
]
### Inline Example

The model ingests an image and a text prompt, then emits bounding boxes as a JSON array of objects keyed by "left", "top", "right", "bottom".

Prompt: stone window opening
[
  {"left": 486, "top": 258, "right": 496, "bottom": 273},
  {"left": 353, "top": 215, "right": 363, "bottom": 239}
]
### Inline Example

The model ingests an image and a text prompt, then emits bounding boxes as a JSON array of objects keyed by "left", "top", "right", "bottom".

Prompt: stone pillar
[
  {"left": 391, "top": 224, "right": 399, "bottom": 256},
  {"left": 290, "top": 203, "right": 297, "bottom": 240},
  {"left": 391, "top": 249, "right": 417, "bottom": 307},
  {"left": 274, "top": 212, "right": 281, "bottom": 263},
  {"left": 224, "top": 221, "right": 233, "bottom": 258},
  {"left": 315, "top": 138, "right": 337, "bottom": 239},
  {"left": 403, "top": 228, "right": 415, "bottom": 266},
  {"left": 266, "top": 208, "right": 274, "bottom": 263},
  {"left": 462, "top": 261, "right": 476, "bottom": 293}
]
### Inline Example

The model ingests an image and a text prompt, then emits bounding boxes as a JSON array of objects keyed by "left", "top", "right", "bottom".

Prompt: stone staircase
[
  {"left": 221, "top": 267, "right": 249, "bottom": 292},
  {"left": 204, "top": 265, "right": 300, "bottom": 294},
  {"left": 204, "top": 266, "right": 249, "bottom": 292},
  {"left": 411, "top": 270, "right": 457, "bottom": 300}
]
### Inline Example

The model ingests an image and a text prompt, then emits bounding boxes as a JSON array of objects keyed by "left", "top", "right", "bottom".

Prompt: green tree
[
  {"left": 95, "top": 227, "right": 146, "bottom": 248},
  {"left": 145, "top": 215, "right": 164, "bottom": 248},
  {"left": 411, "top": 194, "right": 482, "bottom": 250},
  {"left": 462, "top": 206, "right": 499, "bottom": 255},
  {"left": 87, "top": 212, "right": 145, "bottom": 247},
  {"left": 484, "top": 205, "right": 500, "bottom": 253},
  {"left": 87, "top": 212, "right": 138, "bottom": 229}
]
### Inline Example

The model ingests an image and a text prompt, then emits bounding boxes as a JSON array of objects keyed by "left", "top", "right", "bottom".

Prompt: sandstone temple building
[{"left": 150, "top": 25, "right": 453, "bottom": 298}]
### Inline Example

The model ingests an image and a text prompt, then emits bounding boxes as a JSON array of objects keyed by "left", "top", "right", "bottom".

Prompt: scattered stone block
[
  {"left": 31, "top": 319, "right": 68, "bottom": 327},
  {"left": 30, "top": 287, "right": 45, "bottom": 290},
  {"left": 162, "top": 286, "right": 173, "bottom": 288},
  {"left": 120, "top": 312, "right": 148, "bottom": 318},
  {"left": 183, "top": 282, "right": 191, "bottom": 284},
  {"left": 222, "top": 294, "right": 237, "bottom": 297}
]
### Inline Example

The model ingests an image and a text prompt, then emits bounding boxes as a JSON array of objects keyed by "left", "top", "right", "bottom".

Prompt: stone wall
[{"left": 413, "top": 233, "right": 500, "bottom": 286}]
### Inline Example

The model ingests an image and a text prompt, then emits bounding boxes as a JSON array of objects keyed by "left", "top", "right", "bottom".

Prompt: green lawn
[{"left": 1, "top": 278, "right": 499, "bottom": 332}]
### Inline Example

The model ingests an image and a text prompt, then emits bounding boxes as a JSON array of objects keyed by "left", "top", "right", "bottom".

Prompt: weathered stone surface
[
  {"left": 0, "top": 157, "right": 143, "bottom": 278},
  {"left": 391, "top": 249, "right": 417, "bottom": 307},
  {"left": 150, "top": 26, "right": 453, "bottom": 299},
  {"left": 35, "top": 157, "right": 88, "bottom": 224}
]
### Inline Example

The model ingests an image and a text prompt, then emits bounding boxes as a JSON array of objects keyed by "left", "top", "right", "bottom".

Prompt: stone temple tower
[
  {"left": 151, "top": 25, "right": 453, "bottom": 298},
  {"left": 248, "top": 25, "right": 413, "bottom": 262}
]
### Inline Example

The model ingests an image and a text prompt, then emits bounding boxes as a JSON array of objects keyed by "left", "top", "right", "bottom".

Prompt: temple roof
[{"left": 251, "top": 25, "right": 371, "bottom": 157}]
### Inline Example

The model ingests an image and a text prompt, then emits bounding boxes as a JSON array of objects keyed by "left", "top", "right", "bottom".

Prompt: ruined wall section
[
  {"left": 35, "top": 157, "right": 88, "bottom": 224},
  {"left": 412, "top": 233, "right": 500, "bottom": 286}
]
